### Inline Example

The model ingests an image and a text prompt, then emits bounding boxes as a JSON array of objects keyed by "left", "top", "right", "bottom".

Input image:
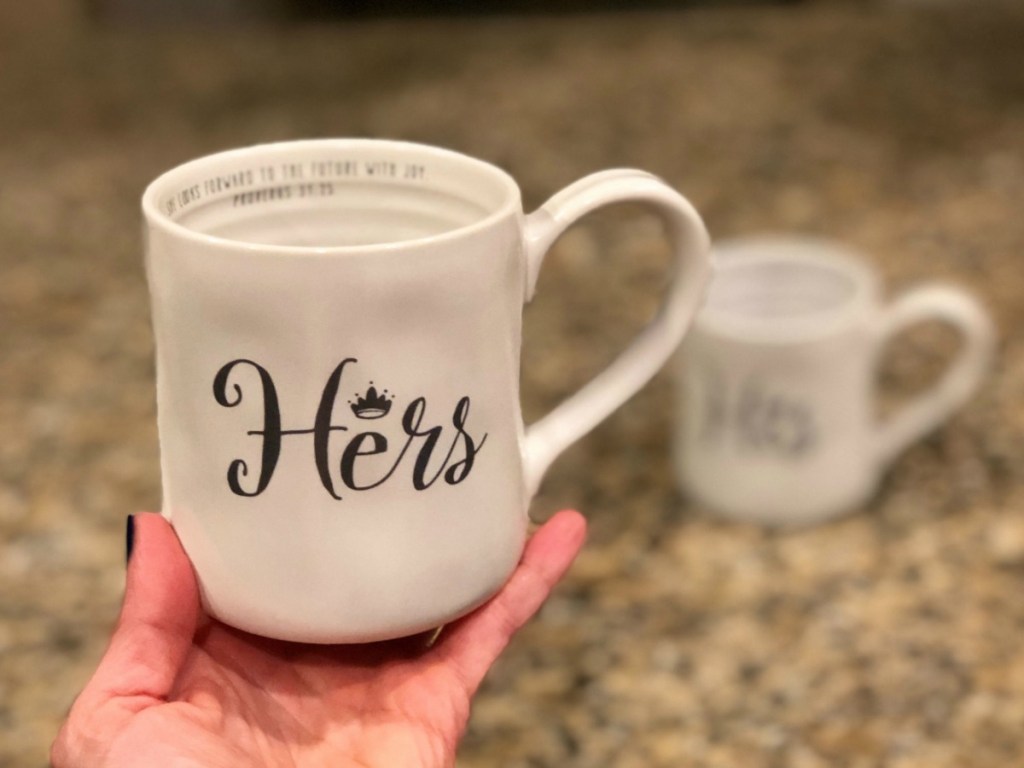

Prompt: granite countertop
[{"left": 3, "top": 2, "right": 1024, "bottom": 765}]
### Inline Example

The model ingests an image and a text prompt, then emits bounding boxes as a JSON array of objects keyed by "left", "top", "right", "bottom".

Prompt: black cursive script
[{"left": 212, "top": 358, "right": 488, "bottom": 499}]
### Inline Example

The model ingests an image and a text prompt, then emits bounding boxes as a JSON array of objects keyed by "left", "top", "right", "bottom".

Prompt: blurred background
[{"left": 2, "top": 0, "right": 1023, "bottom": 765}]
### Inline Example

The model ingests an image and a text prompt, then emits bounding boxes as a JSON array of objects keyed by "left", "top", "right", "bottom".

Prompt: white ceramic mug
[
  {"left": 143, "top": 139, "right": 711, "bottom": 643},
  {"left": 674, "top": 236, "right": 995, "bottom": 527}
]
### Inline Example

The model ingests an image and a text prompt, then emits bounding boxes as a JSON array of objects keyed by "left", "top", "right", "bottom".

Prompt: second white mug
[{"left": 674, "top": 236, "right": 995, "bottom": 527}]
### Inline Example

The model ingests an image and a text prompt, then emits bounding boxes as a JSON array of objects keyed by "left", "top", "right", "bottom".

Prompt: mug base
[
  {"left": 679, "top": 475, "right": 878, "bottom": 529},
  {"left": 201, "top": 586, "right": 499, "bottom": 645}
]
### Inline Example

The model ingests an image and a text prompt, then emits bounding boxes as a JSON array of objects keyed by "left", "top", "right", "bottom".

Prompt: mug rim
[
  {"left": 141, "top": 138, "right": 523, "bottom": 256},
  {"left": 696, "top": 235, "right": 879, "bottom": 344}
]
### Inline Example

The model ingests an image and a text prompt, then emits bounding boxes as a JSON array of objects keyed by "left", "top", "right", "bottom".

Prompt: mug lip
[
  {"left": 695, "top": 234, "right": 879, "bottom": 344},
  {"left": 141, "top": 138, "right": 523, "bottom": 256}
]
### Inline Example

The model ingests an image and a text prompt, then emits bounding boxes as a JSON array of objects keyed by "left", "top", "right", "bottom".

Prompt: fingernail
[{"left": 126, "top": 515, "right": 136, "bottom": 564}]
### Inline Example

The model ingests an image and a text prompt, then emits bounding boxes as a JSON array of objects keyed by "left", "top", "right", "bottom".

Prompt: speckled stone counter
[{"left": 2, "top": 2, "right": 1024, "bottom": 766}]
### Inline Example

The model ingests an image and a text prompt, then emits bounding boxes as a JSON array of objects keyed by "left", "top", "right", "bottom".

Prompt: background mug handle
[
  {"left": 873, "top": 284, "right": 996, "bottom": 466},
  {"left": 521, "top": 170, "right": 712, "bottom": 497}
]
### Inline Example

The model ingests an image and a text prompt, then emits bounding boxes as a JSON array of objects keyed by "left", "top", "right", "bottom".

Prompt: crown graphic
[{"left": 350, "top": 384, "right": 393, "bottom": 419}]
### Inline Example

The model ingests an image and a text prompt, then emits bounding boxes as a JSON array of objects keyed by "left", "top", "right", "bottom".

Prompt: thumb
[
  {"left": 82, "top": 513, "right": 201, "bottom": 707},
  {"left": 434, "top": 509, "right": 587, "bottom": 695}
]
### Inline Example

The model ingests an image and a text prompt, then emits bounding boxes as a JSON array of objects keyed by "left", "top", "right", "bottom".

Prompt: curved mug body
[{"left": 143, "top": 139, "right": 712, "bottom": 642}]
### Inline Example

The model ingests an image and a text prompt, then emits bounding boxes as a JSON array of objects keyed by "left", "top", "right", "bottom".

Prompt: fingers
[
  {"left": 436, "top": 509, "right": 586, "bottom": 695},
  {"left": 81, "top": 513, "right": 200, "bottom": 708}
]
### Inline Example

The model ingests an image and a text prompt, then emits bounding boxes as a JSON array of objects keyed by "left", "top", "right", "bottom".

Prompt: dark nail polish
[{"left": 126, "top": 515, "right": 135, "bottom": 564}]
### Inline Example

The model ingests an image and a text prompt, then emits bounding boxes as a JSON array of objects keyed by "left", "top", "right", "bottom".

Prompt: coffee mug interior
[
  {"left": 699, "top": 239, "right": 875, "bottom": 340},
  {"left": 707, "top": 259, "right": 856, "bottom": 319},
  {"left": 143, "top": 141, "right": 518, "bottom": 249}
]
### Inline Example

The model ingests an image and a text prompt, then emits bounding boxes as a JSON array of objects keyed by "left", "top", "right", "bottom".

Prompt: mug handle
[
  {"left": 873, "top": 284, "right": 996, "bottom": 465},
  {"left": 521, "top": 170, "right": 712, "bottom": 497}
]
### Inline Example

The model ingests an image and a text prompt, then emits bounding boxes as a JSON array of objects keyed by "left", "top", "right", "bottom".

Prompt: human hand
[{"left": 51, "top": 510, "right": 586, "bottom": 768}]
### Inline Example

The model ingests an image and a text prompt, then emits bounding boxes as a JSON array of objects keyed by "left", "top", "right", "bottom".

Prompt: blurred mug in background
[{"left": 674, "top": 236, "right": 995, "bottom": 527}]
